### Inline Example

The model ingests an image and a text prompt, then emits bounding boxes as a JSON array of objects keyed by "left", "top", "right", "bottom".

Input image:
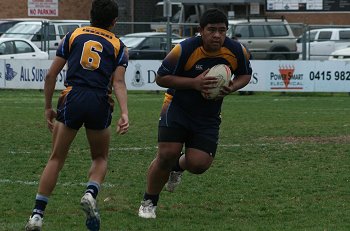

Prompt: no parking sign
[{"left": 28, "top": 0, "right": 58, "bottom": 17}]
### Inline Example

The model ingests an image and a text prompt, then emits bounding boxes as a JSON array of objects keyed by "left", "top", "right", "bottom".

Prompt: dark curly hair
[
  {"left": 199, "top": 8, "right": 228, "bottom": 29},
  {"left": 90, "top": 0, "right": 118, "bottom": 29}
]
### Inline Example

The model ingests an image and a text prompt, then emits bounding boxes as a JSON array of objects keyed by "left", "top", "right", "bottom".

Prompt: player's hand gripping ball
[{"left": 201, "top": 64, "right": 232, "bottom": 100}]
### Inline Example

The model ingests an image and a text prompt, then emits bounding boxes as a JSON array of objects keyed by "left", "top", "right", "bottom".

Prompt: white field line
[
  {"left": 8, "top": 143, "right": 292, "bottom": 154},
  {"left": 0, "top": 178, "right": 116, "bottom": 188},
  {"left": 2, "top": 143, "right": 296, "bottom": 187}
]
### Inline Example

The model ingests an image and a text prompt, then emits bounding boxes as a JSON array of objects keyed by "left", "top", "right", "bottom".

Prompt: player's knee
[
  {"left": 185, "top": 151, "right": 213, "bottom": 174},
  {"left": 157, "top": 151, "right": 180, "bottom": 170}
]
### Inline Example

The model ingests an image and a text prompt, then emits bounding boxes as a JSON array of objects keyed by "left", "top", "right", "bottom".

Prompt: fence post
[
  {"left": 301, "top": 24, "right": 308, "bottom": 60},
  {"left": 164, "top": 0, "right": 172, "bottom": 54},
  {"left": 41, "top": 21, "right": 50, "bottom": 54}
]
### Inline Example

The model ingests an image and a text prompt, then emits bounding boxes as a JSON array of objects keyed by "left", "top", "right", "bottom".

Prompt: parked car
[
  {"left": 120, "top": 32, "right": 181, "bottom": 60},
  {"left": 0, "top": 20, "right": 22, "bottom": 36},
  {"left": 329, "top": 46, "right": 350, "bottom": 61},
  {"left": 171, "top": 37, "right": 187, "bottom": 47},
  {"left": 2, "top": 20, "right": 90, "bottom": 58},
  {"left": 0, "top": 18, "right": 50, "bottom": 36},
  {"left": 226, "top": 18, "right": 299, "bottom": 60},
  {"left": 171, "top": 33, "right": 203, "bottom": 49},
  {"left": 0, "top": 38, "right": 48, "bottom": 59},
  {"left": 297, "top": 28, "right": 350, "bottom": 60}
]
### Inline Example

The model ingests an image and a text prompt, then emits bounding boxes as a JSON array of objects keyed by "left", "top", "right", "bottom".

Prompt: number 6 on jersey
[{"left": 80, "top": 40, "right": 102, "bottom": 70}]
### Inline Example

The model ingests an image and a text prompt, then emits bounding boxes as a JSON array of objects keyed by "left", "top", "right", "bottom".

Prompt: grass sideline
[{"left": 0, "top": 89, "right": 350, "bottom": 231}]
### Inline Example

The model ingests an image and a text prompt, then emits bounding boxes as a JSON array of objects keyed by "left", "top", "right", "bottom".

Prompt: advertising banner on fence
[
  {"left": 125, "top": 60, "right": 164, "bottom": 91},
  {"left": 0, "top": 60, "right": 66, "bottom": 89},
  {"left": 241, "top": 60, "right": 350, "bottom": 92},
  {"left": 1, "top": 59, "right": 350, "bottom": 92}
]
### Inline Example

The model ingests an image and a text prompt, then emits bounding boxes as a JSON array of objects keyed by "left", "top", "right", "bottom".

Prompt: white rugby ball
[{"left": 201, "top": 64, "right": 231, "bottom": 100}]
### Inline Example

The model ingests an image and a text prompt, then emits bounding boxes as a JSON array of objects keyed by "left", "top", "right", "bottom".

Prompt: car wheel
[{"left": 271, "top": 54, "right": 288, "bottom": 60}]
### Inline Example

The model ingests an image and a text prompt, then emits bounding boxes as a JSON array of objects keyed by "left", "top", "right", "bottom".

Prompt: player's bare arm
[
  {"left": 219, "top": 74, "right": 251, "bottom": 97},
  {"left": 113, "top": 66, "right": 129, "bottom": 135},
  {"left": 44, "top": 56, "right": 66, "bottom": 132}
]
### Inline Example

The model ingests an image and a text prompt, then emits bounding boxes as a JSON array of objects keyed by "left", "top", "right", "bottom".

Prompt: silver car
[{"left": 227, "top": 19, "right": 299, "bottom": 60}]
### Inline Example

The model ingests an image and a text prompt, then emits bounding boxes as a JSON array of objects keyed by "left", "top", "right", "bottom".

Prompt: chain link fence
[{"left": 1, "top": 20, "right": 350, "bottom": 60}]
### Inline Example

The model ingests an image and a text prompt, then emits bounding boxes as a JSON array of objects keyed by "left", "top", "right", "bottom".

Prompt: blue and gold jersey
[
  {"left": 158, "top": 36, "right": 252, "bottom": 117},
  {"left": 57, "top": 26, "right": 128, "bottom": 90}
]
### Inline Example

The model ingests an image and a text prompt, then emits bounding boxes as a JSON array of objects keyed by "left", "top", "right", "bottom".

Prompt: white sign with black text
[{"left": 28, "top": 0, "right": 58, "bottom": 17}]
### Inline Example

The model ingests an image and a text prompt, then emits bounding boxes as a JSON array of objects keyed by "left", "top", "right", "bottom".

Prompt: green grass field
[{"left": 0, "top": 90, "right": 349, "bottom": 231}]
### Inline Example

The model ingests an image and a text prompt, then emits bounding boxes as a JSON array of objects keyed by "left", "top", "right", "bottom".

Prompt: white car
[
  {"left": 329, "top": 47, "right": 350, "bottom": 61},
  {"left": 0, "top": 38, "right": 48, "bottom": 59},
  {"left": 2, "top": 20, "right": 89, "bottom": 59},
  {"left": 297, "top": 28, "right": 350, "bottom": 60}
]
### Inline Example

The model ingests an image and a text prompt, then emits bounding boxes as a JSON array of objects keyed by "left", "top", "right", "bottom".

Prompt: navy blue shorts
[
  {"left": 158, "top": 98, "right": 221, "bottom": 157},
  {"left": 56, "top": 86, "right": 114, "bottom": 130}
]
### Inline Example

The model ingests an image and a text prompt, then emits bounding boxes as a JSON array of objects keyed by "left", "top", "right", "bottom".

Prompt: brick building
[
  {"left": 0, "top": 0, "right": 159, "bottom": 35},
  {"left": 0, "top": 0, "right": 91, "bottom": 20}
]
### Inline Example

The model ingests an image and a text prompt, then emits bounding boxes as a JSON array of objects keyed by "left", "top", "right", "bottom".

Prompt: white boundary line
[
  {"left": 0, "top": 179, "right": 115, "bottom": 187},
  {"left": 7, "top": 143, "right": 295, "bottom": 155},
  {"left": 2, "top": 143, "right": 297, "bottom": 186}
]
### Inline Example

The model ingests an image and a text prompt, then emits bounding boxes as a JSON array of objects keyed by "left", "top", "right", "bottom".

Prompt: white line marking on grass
[
  {"left": 0, "top": 179, "right": 115, "bottom": 188},
  {"left": 112, "top": 143, "right": 294, "bottom": 150},
  {"left": 7, "top": 143, "right": 292, "bottom": 155},
  {"left": 1, "top": 143, "right": 296, "bottom": 187},
  {"left": 9, "top": 150, "right": 32, "bottom": 154},
  {"left": 109, "top": 147, "right": 157, "bottom": 151},
  {"left": 219, "top": 143, "right": 293, "bottom": 147},
  {"left": 111, "top": 143, "right": 292, "bottom": 151},
  {"left": 0, "top": 179, "right": 38, "bottom": 185}
]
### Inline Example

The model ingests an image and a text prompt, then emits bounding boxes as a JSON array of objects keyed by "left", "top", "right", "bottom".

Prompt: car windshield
[
  {"left": 57, "top": 24, "right": 79, "bottom": 38},
  {"left": 297, "top": 30, "right": 318, "bottom": 43},
  {"left": 119, "top": 36, "right": 145, "bottom": 48},
  {"left": 2, "top": 23, "right": 41, "bottom": 39}
]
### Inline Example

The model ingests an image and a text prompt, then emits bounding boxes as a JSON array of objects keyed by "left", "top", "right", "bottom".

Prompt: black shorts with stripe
[
  {"left": 56, "top": 86, "right": 114, "bottom": 130},
  {"left": 158, "top": 102, "right": 221, "bottom": 157}
]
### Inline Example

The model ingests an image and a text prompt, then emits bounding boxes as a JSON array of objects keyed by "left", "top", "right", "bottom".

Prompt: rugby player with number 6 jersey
[{"left": 25, "top": 1, "right": 129, "bottom": 230}]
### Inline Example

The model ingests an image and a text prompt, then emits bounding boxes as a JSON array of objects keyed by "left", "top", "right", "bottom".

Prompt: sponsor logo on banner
[
  {"left": 131, "top": 63, "right": 145, "bottom": 87},
  {"left": 5, "top": 63, "right": 17, "bottom": 81},
  {"left": 270, "top": 64, "right": 303, "bottom": 90}
]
